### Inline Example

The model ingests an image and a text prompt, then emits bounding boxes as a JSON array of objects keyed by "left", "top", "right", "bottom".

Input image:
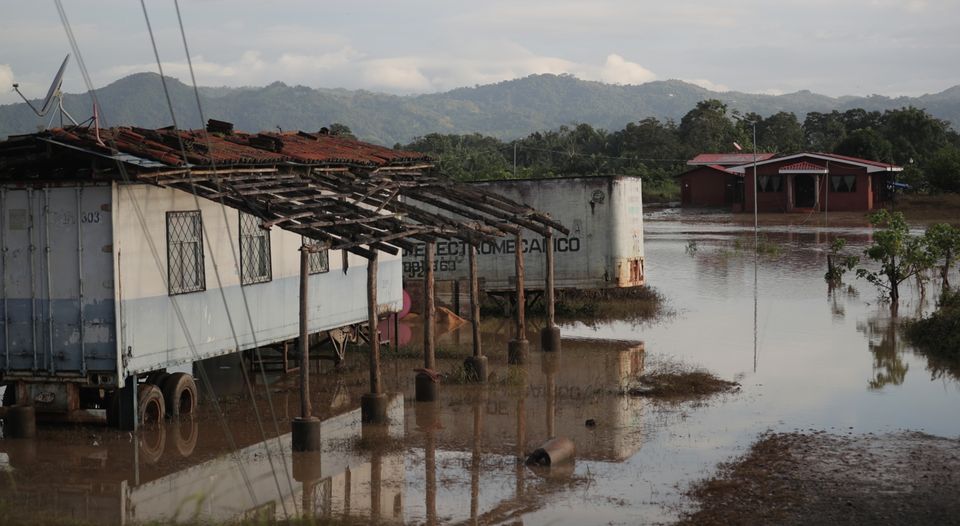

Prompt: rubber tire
[
  {"left": 160, "top": 372, "right": 198, "bottom": 418},
  {"left": 138, "top": 383, "right": 165, "bottom": 426},
  {"left": 139, "top": 424, "right": 166, "bottom": 464},
  {"left": 146, "top": 370, "right": 170, "bottom": 388}
]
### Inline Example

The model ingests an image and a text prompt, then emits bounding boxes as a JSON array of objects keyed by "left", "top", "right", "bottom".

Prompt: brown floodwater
[{"left": 1, "top": 210, "right": 958, "bottom": 525}]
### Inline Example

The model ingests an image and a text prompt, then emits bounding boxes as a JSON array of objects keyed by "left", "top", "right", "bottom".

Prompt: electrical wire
[
  {"left": 53, "top": 0, "right": 259, "bottom": 506},
  {"left": 171, "top": 0, "right": 298, "bottom": 506},
  {"left": 138, "top": 0, "right": 292, "bottom": 516}
]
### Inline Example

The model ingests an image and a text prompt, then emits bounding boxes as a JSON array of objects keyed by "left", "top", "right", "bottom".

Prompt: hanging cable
[{"left": 53, "top": 0, "right": 259, "bottom": 506}]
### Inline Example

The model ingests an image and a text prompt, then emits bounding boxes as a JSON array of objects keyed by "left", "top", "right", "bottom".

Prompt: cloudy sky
[{"left": 1, "top": 0, "right": 958, "bottom": 105}]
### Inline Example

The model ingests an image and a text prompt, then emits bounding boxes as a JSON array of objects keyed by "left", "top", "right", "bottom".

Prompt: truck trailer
[{"left": 402, "top": 175, "right": 645, "bottom": 291}]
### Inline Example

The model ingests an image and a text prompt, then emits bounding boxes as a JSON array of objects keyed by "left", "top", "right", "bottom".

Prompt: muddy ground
[{"left": 679, "top": 431, "right": 960, "bottom": 525}]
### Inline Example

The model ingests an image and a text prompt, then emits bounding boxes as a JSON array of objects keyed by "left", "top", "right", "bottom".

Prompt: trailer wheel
[
  {"left": 146, "top": 370, "right": 170, "bottom": 387},
  {"left": 161, "top": 373, "right": 198, "bottom": 417},
  {"left": 138, "top": 384, "right": 165, "bottom": 426},
  {"left": 139, "top": 423, "right": 166, "bottom": 464},
  {"left": 170, "top": 417, "right": 199, "bottom": 457}
]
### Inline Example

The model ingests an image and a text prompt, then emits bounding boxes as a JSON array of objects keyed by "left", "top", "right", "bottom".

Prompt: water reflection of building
[
  {"left": 403, "top": 339, "right": 646, "bottom": 463},
  {"left": 0, "top": 395, "right": 405, "bottom": 524}
]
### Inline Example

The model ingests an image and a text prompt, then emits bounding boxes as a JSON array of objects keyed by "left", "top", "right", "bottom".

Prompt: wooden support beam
[
  {"left": 424, "top": 240, "right": 436, "bottom": 370},
  {"left": 514, "top": 230, "right": 526, "bottom": 340},
  {"left": 367, "top": 252, "right": 382, "bottom": 395},
  {"left": 470, "top": 244, "right": 482, "bottom": 358}
]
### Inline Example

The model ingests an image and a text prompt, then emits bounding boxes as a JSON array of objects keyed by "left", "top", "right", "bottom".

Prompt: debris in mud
[
  {"left": 626, "top": 360, "right": 739, "bottom": 400},
  {"left": 679, "top": 431, "right": 960, "bottom": 526}
]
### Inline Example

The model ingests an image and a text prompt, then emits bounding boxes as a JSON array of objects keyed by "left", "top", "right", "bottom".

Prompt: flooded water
[{"left": 1, "top": 211, "right": 958, "bottom": 525}]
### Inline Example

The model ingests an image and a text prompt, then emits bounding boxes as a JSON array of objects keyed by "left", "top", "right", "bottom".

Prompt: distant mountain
[{"left": 2, "top": 72, "right": 959, "bottom": 145}]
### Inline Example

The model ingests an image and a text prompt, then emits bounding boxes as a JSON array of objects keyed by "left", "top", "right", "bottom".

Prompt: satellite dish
[{"left": 13, "top": 54, "right": 78, "bottom": 126}]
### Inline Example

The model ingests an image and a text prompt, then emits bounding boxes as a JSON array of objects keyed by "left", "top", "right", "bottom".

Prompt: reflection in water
[{"left": 5, "top": 216, "right": 960, "bottom": 525}]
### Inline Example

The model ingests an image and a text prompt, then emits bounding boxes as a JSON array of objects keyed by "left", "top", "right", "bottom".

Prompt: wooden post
[
  {"left": 424, "top": 240, "right": 436, "bottom": 370},
  {"left": 470, "top": 245, "right": 482, "bottom": 358},
  {"left": 299, "top": 246, "right": 311, "bottom": 418},
  {"left": 292, "top": 244, "right": 321, "bottom": 451},
  {"left": 417, "top": 241, "right": 441, "bottom": 400},
  {"left": 541, "top": 230, "right": 561, "bottom": 351},
  {"left": 463, "top": 244, "right": 488, "bottom": 381},
  {"left": 368, "top": 252, "right": 381, "bottom": 395},
  {"left": 361, "top": 251, "right": 388, "bottom": 423},
  {"left": 508, "top": 232, "right": 529, "bottom": 364},
  {"left": 515, "top": 231, "right": 525, "bottom": 339}
]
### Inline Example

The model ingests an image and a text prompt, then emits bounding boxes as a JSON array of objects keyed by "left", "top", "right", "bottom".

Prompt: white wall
[{"left": 113, "top": 183, "right": 402, "bottom": 376}]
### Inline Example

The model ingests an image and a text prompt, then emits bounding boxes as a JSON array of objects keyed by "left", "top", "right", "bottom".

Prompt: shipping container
[
  {"left": 0, "top": 182, "right": 402, "bottom": 423},
  {"left": 402, "top": 175, "right": 645, "bottom": 291}
]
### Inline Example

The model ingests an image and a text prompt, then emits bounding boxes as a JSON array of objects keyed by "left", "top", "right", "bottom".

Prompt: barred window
[
  {"left": 303, "top": 236, "right": 330, "bottom": 274},
  {"left": 240, "top": 212, "right": 272, "bottom": 285},
  {"left": 831, "top": 175, "right": 857, "bottom": 193},
  {"left": 167, "top": 211, "right": 205, "bottom": 295}
]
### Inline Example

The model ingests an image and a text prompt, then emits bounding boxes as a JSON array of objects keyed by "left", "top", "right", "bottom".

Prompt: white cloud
[
  {"left": 594, "top": 54, "right": 657, "bottom": 85},
  {"left": 360, "top": 58, "right": 432, "bottom": 92},
  {"left": 684, "top": 78, "right": 731, "bottom": 92}
]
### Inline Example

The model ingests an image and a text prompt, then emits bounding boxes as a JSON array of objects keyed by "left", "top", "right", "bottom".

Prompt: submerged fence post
[
  {"left": 362, "top": 252, "right": 388, "bottom": 423},
  {"left": 508, "top": 231, "right": 529, "bottom": 364},
  {"left": 463, "top": 244, "right": 488, "bottom": 381},
  {"left": 416, "top": 241, "right": 439, "bottom": 401},
  {"left": 292, "top": 244, "right": 321, "bottom": 451},
  {"left": 541, "top": 230, "right": 561, "bottom": 352}
]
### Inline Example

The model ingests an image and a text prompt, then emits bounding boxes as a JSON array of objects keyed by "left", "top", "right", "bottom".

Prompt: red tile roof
[
  {"left": 43, "top": 126, "right": 432, "bottom": 168},
  {"left": 779, "top": 160, "right": 828, "bottom": 173},
  {"left": 688, "top": 152, "right": 777, "bottom": 166}
]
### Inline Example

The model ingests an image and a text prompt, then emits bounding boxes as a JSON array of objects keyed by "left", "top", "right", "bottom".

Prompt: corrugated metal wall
[{"left": 0, "top": 185, "right": 116, "bottom": 376}]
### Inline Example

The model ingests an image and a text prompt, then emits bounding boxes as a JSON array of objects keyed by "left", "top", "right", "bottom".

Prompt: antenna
[{"left": 12, "top": 54, "right": 79, "bottom": 127}]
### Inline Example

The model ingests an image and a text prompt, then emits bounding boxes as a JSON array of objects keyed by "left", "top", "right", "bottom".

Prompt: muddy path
[{"left": 680, "top": 431, "right": 960, "bottom": 525}]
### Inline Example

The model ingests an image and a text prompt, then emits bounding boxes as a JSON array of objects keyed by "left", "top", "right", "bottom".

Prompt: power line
[
  {"left": 139, "top": 0, "right": 291, "bottom": 516},
  {"left": 54, "top": 0, "right": 259, "bottom": 506},
  {"left": 171, "top": 0, "right": 298, "bottom": 506}
]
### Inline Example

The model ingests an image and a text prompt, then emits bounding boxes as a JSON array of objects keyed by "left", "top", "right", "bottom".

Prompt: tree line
[{"left": 390, "top": 100, "right": 960, "bottom": 195}]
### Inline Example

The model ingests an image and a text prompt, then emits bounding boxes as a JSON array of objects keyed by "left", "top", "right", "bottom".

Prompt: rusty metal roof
[
  {"left": 44, "top": 125, "right": 431, "bottom": 169},
  {"left": 688, "top": 152, "right": 777, "bottom": 166}
]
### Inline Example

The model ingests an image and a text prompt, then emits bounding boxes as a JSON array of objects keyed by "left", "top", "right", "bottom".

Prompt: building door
[
  {"left": 793, "top": 174, "right": 816, "bottom": 208},
  {"left": 681, "top": 182, "right": 691, "bottom": 205}
]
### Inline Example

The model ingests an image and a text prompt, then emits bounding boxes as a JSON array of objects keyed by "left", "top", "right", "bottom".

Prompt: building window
[
  {"left": 240, "top": 212, "right": 272, "bottom": 285},
  {"left": 303, "top": 236, "right": 329, "bottom": 274},
  {"left": 167, "top": 211, "right": 205, "bottom": 295},
  {"left": 831, "top": 175, "right": 857, "bottom": 193},
  {"left": 756, "top": 175, "right": 784, "bottom": 193}
]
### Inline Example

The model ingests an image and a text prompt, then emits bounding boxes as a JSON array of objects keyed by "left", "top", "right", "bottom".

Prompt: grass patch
[
  {"left": 905, "top": 288, "right": 960, "bottom": 380},
  {"left": 625, "top": 359, "right": 739, "bottom": 400},
  {"left": 485, "top": 286, "right": 669, "bottom": 325}
]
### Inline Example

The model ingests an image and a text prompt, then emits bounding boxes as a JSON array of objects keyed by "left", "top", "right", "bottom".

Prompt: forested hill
[{"left": 2, "top": 72, "right": 959, "bottom": 145}]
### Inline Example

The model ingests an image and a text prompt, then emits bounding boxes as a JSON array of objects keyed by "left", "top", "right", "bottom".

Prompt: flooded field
[{"left": 2, "top": 210, "right": 958, "bottom": 525}]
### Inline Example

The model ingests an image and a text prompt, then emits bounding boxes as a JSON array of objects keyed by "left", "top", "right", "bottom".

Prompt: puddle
[{"left": 1, "top": 214, "right": 958, "bottom": 525}]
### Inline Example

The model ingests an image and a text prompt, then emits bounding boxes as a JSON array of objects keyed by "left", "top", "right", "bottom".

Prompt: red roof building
[{"left": 730, "top": 152, "right": 902, "bottom": 213}]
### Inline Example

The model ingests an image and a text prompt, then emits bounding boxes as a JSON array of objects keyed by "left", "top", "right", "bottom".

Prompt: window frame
[
  {"left": 239, "top": 212, "right": 273, "bottom": 285},
  {"left": 830, "top": 174, "right": 858, "bottom": 193},
  {"left": 303, "top": 236, "right": 330, "bottom": 275},
  {"left": 756, "top": 174, "right": 784, "bottom": 193},
  {"left": 166, "top": 210, "right": 206, "bottom": 295}
]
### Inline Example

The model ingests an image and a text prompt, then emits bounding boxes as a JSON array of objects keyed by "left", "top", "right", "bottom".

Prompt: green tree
[
  {"left": 856, "top": 210, "right": 936, "bottom": 304},
  {"left": 328, "top": 123, "right": 356, "bottom": 139},
  {"left": 757, "top": 111, "right": 804, "bottom": 153},
  {"left": 834, "top": 128, "right": 893, "bottom": 162},
  {"left": 678, "top": 99, "right": 738, "bottom": 153},
  {"left": 924, "top": 223, "right": 960, "bottom": 289},
  {"left": 803, "top": 111, "right": 846, "bottom": 152},
  {"left": 925, "top": 146, "right": 960, "bottom": 193}
]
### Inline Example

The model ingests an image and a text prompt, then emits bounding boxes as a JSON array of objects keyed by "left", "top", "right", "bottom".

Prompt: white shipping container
[{"left": 402, "top": 176, "right": 645, "bottom": 291}]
